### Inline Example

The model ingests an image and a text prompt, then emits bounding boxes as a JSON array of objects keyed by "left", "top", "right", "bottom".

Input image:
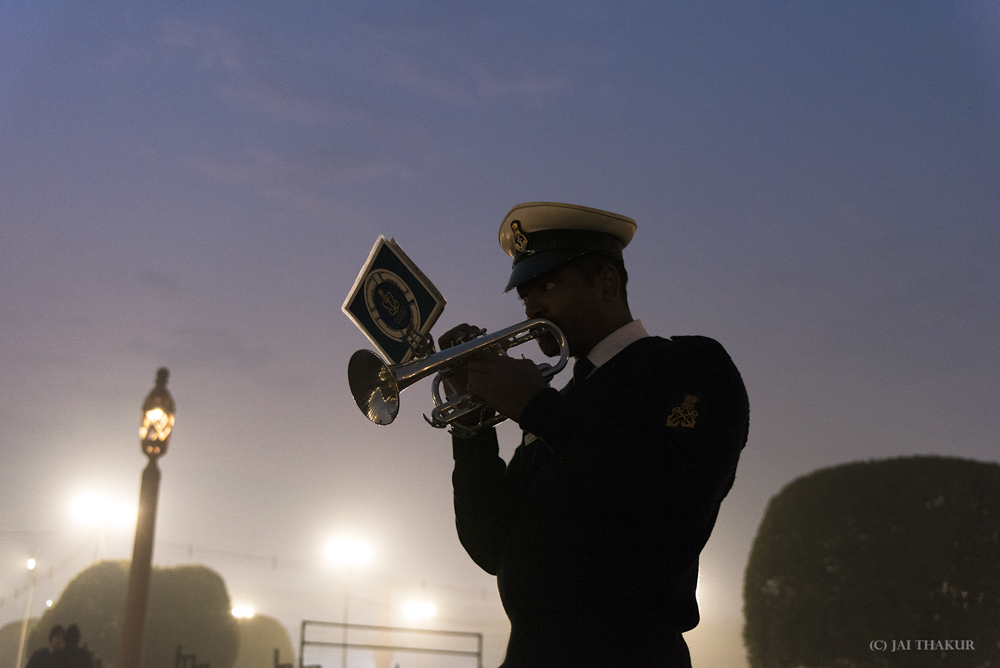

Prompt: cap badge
[
  {"left": 666, "top": 394, "right": 700, "bottom": 428},
  {"left": 511, "top": 221, "right": 529, "bottom": 253}
]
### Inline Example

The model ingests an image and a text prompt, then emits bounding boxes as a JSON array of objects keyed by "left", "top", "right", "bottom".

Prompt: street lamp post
[
  {"left": 14, "top": 558, "right": 37, "bottom": 668},
  {"left": 119, "top": 368, "right": 175, "bottom": 668}
]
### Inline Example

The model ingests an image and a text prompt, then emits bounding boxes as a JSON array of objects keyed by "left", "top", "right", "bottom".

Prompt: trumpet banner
[{"left": 343, "top": 236, "right": 446, "bottom": 365}]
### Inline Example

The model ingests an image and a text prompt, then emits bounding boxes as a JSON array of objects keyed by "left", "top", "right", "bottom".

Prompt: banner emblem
[
  {"left": 365, "top": 269, "right": 418, "bottom": 340},
  {"left": 343, "top": 236, "right": 446, "bottom": 365}
]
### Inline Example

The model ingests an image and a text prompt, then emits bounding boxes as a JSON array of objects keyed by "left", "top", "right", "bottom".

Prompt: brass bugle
[{"left": 347, "top": 318, "right": 569, "bottom": 432}]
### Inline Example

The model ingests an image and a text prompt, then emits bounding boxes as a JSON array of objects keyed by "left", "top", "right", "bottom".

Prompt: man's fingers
[{"left": 438, "top": 323, "right": 482, "bottom": 350}]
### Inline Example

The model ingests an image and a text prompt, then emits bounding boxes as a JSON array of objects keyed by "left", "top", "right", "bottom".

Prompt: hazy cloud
[
  {"left": 373, "top": 51, "right": 570, "bottom": 104},
  {"left": 134, "top": 268, "right": 183, "bottom": 295},
  {"left": 182, "top": 147, "right": 411, "bottom": 214},
  {"left": 127, "top": 325, "right": 272, "bottom": 370},
  {"left": 216, "top": 81, "right": 335, "bottom": 126},
  {"left": 157, "top": 17, "right": 248, "bottom": 76},
  {"left": 342, "top": 5, "right": 580, "bottom": 105}
]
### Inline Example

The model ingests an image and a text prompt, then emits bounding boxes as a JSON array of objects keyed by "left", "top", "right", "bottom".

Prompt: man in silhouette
[
  {"left": 25, "top": 625, "right": 65, "bottom": 668},
  {"left": 441, "top": 202, "right": 750, "bottom": 667},
  {"left": 53, "top": 625, "right": 94, "bottom": 668}
]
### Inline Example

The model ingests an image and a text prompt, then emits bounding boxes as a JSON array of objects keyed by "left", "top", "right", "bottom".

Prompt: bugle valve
[{"left": 347, "top": 318, "right": 568, "bottom": 433}]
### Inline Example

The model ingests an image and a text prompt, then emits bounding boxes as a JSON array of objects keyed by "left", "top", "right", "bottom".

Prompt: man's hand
[
  {"left": 466, "top": 353, "right": 548, "bottom": 423},
  {"left": 437, "top": 323, "right": 484, "bottom": 398},
  {"left": 438, "top": 323, "right": 549, "bottom": 423}
]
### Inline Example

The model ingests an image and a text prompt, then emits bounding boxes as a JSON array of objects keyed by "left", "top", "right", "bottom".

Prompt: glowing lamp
[
  {"left": 325, "top": 537, "right": 374, "bottom": 566},
  {"left": 140, "top": 368, "right": 175, "bottom": 458},
  {"left": 402, "top": 600, "right": 436, "bottom": 620}
]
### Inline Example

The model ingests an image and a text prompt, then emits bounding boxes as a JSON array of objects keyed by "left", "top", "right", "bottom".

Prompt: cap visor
[{"left": 504, "top": 248, "right": 587, "bottom": 293}]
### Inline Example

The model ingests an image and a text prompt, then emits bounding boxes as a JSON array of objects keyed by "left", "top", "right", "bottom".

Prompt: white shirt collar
[{"left": 582, "top": 319, "right": 649, "bottom": 371}]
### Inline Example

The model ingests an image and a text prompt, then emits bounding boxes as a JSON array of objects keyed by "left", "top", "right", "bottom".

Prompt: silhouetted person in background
[
  {"left": 53, "top": 625, "right": 94, "bottom": 668},
  {"left": 25, "top": 625, "right": 65, "bottom": 668}
]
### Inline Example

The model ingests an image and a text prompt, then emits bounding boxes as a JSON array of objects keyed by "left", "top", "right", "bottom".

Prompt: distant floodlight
[
  {"left": 402, "top": 600, "right": 436, "bottom": 619},
  {"left": 46, "top": 600, "right": 53, "bottom": 608},
  {"left": 72, "top": 494, "right": 138, "bottom": 527},
  {"left": 72, "top": 495, "right": 102, "bottom": 523},
  {"left": 231, "top": 606, "right": 255, "bottom": 619},
  {"left": 26, "top": 559, "right": 36, "bottom": 570},
  {"left": 325, "top": 537, "right": 374, "bottom": 566}
]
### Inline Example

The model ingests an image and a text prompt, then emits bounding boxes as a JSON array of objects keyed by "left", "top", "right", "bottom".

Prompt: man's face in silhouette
[{"left": 517, "top": 261, "right": 609, "bottom": 359}]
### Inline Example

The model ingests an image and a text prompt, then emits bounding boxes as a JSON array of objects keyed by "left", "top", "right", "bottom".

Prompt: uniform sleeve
[
  {"left": 451, "top": 426, "right": 511, "bottom": 574},
  {"left": 518, "top": 336, "right": 749, "bottom": 527}
]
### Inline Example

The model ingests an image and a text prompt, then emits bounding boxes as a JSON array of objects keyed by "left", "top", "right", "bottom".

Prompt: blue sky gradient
[{"left": 2, "top": 3, "right": 998, "bottom": 665}]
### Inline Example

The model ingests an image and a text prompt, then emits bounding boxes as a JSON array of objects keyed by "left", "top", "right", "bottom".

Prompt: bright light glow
[
  {"left": 325, "top": 536, "right": 374, "bottom": 566},
  {"left": 402, "top": 600, "right": 436, "bottom": 620},
  {"left": 140, "top": 407, "right": 174, "bottom": 442},
  {"left": 27, "top": 559, "right": 36, "bottom": 570},
  {"left": 46, "top": 600, "right": 53, "bottom": 608},
  {"left": 231, "top": 606, "right": 255, "bottom": 619},
  {"left": 71, "top": 494, "right": 137, "bottom": 527}
]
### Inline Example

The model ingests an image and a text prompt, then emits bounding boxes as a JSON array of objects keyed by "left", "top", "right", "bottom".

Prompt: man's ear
[{"left": 599, "top": 264, "right": 622, "bottom": 302}]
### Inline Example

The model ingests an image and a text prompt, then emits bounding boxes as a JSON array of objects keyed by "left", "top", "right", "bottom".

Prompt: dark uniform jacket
[
  {"left": 25, "top": 648, "right": 55, "bottom": 668},
  {"left": 452, "top": 334, "right": 749, "bottom": 667},
  {"left": 53, "top": 646, "right": 95, "bottom": 668}
]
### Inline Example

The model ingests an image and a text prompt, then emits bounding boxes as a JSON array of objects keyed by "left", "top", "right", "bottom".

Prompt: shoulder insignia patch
[{"left": 666, "top": 394, "right": 699, "bottom": 428}]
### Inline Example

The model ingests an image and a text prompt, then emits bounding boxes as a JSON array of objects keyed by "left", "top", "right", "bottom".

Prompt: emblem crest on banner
[{"left": 343, "top": 236, "right": 446, "bottom": 365}]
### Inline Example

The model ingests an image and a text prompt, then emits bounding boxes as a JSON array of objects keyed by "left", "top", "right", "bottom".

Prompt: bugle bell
[{"left": 347, "top": 318, "right": 569, "bottom": 433}]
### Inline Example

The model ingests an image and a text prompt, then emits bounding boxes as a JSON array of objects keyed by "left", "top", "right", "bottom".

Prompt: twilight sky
[{"left": 1, "top": 2, "right": 998, "bottom": 666}]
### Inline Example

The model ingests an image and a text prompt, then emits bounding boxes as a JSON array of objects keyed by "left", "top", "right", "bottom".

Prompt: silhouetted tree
[
  {"left": 0, "top": 618, "right": 39, "bottom": 667},
  {"left": 231, "top": 615, "right": 294, "bottom": 668},
  {"left": 146, "top": 563, "right": 239, "bottom": 668},
  {"left": 743, "top": 456, "right": 1000, "bottom": 668},
  {"left": 26, "top": 561, "right": 128, "bottom": 660},
  {"left": 25, "top": 561, "right": 239, "bottom": 668}
]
